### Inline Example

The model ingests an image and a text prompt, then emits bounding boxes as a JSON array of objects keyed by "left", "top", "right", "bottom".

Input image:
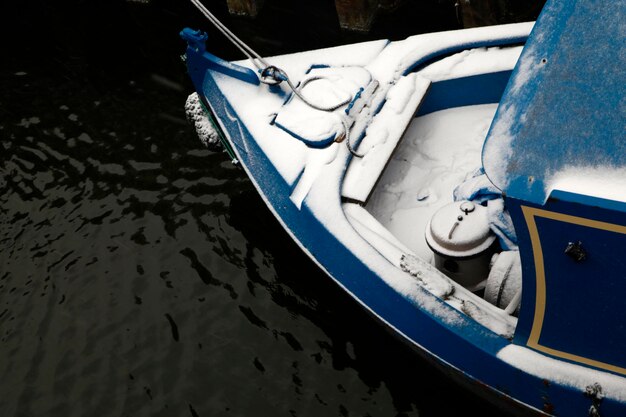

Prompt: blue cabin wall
[
  {"left": 481, "top": 0, "right": 626, "bottom": 205},
  {"left": 508, "top": 192, "right": 626, "bottom": 376}
]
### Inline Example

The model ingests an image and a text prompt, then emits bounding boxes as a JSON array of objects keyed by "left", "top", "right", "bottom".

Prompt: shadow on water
[
  {"left": 228, "top": 189, "right": 508, "bottom": 417},
  {"left": 0, "top": 0, "right": 537, "bottom": 416}
]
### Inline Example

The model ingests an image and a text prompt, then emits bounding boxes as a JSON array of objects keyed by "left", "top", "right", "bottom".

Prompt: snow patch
[
  {"left": 419, "top": 46, "right": 523, "bottom": 82},
  {"left": 481, "top": 102, "right": 519, "bottom": 191},
  {"left": 498, "top": 345, "right": 626, "bottom": 401},
  {"left": 342, "top": 74, "right": 431, "bottom": 202},
  {"left": 274, "top": 66, "right": 372, "bottom": 145},
  {"left": 366, "top": 22, "right": 533, "bottom": 81},
  {"left": 547, "top": 165, "right": 626, "bottom": 203},
  {"left": 367, "top": 104, "right": 498, "bottom": 261}
]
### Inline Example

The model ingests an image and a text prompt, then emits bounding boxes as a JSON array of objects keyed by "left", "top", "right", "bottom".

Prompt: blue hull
[{"left": 181, "top": 2, "right": 626, "bottom": 414}]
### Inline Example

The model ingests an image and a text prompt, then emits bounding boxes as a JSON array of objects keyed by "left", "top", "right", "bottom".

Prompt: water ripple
[
  {"left": 0, "top": 2, "right": 507, "bottom": 415},
  {"left": 179, "top": 247, "right": 238, "bottom": 299}
]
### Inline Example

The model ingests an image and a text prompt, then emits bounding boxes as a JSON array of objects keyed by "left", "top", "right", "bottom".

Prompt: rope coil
[{"left": 188, "top": 0, "right": 363, "bottom": 157}]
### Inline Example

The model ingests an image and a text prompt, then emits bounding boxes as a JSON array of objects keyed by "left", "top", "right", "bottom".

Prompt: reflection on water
[{"left": 0, "top": 1, "right": 506, "bottom": 416}]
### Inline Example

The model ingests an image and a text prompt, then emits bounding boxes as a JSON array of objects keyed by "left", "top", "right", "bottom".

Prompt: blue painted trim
[
  {"left": 268, "top": 83, "right": 289, "bottom": 99},
  {"left": 345, "top": 87, "right": 364, "bottom": 115},
  {"left": 550, "top": 190, "right": 626, "bottom": 214},
  {"left": 281, "top": 91, "right": 293, "bottom": 106},
  {"left": 273, "top": 120, "right": 337, "bottom": 148},
  {"left": 180, "top": 28, "right": 259, "bottom": 85},
  {"left": 289, "top": 167, "right": 306, "bottom": 195},
  {"left": 416, "top": 71, "right": 512, "bottom": 116},
  {"left": 305, "top": 64, "right": 330, "bottom": 74},
  {"left": 403, "top": 37, "right": 527, "bottom": 76}
]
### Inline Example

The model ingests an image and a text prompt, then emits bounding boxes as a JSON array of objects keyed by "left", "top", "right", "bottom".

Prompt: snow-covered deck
[
  {"left": 206, "top": 25, "right": 532, "bottom": 337},
  {"left": 366, "top": 103, "right": 498, "bottom": 262}
]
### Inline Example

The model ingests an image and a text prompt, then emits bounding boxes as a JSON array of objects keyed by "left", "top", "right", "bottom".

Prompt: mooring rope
[
  {"left": 189, "top": 0, "right": 268, "bottom": 72},
  {"left": 341, "top": 117, "right": 364, "bottom": 158},
  {"left": 188, "top": 0, "right": 363, "bottom": 157}
]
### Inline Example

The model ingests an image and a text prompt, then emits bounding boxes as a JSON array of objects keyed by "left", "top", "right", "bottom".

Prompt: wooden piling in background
[
  {"left": 457, "top": 0, "right": 503, "bottom": 28},
  {"left": 335, "top": 0, "right": 406, "bottom": 32},
  {"left": 457, "top": 0, "right": 545, "bottom": 28},
  {"left": 335, "top": 0, "right": 377, "bottom": 32},
  {"left": 226, "top": 0, "right": 265, "bottom": 18},
  {"left": 223, "top": 0, "right": 543, "bottom": 32}
]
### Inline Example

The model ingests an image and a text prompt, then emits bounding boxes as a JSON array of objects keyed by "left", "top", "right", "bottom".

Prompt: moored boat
[{"left": 181, "top": 0, "right": 626, "bottom": 415}]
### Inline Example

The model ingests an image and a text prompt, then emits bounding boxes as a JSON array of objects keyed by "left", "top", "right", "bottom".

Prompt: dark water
[{"left": 1, "top": 1, "right": 516, "bottom": 416}]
